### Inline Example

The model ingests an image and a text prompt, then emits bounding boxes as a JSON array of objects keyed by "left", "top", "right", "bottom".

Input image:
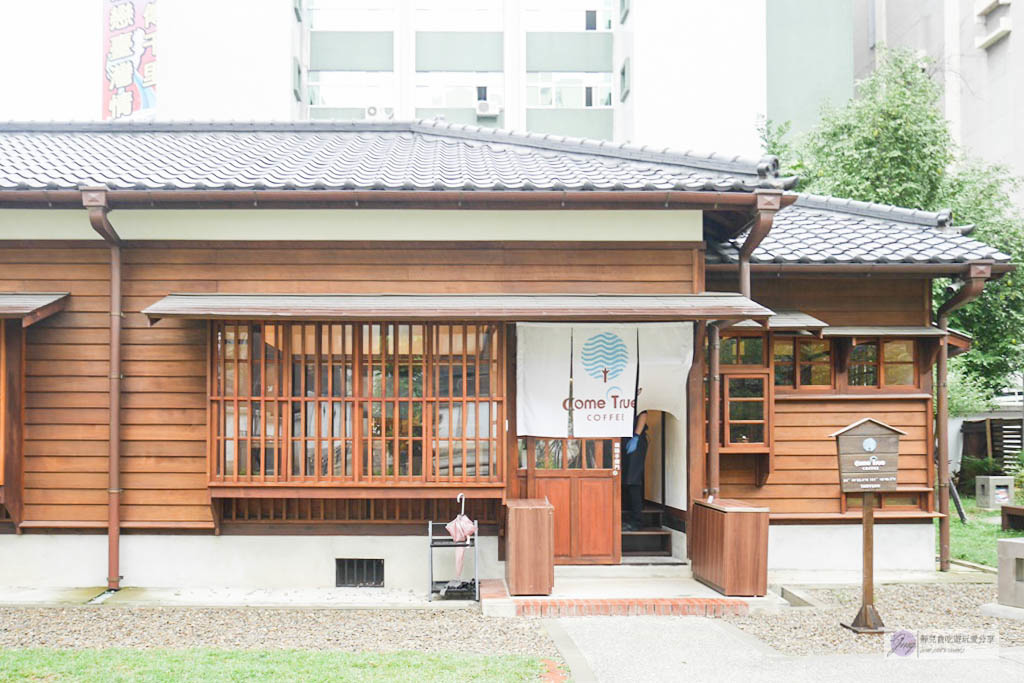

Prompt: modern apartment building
[
  {"left": 302, "top": 0, "right": 857, "bottom": 155},
  {"left": 305, "top": 0, "right": 616, "bottom": 140}
]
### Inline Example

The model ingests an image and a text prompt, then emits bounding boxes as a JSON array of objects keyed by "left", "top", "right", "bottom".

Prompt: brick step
[{"left": 513, "top": 597, "right": 749, "bottom": 618}]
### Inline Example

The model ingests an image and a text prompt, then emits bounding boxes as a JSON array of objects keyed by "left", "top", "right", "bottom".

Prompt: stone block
[
  {"left": 977, "top": 475, "right": 1014, "bottom": 510},
  {"left": 997, "top": 538, "right": 1024, "bottom": 608}
]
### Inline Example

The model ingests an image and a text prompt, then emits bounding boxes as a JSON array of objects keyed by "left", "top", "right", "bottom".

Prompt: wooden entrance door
[{"left": 524, "top": 438, "right": 621, "bottom": 564}]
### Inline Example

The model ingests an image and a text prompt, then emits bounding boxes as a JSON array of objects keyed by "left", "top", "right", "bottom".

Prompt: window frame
[
  {"left": 722, "top": 373, "right": 770, "bottom": 450},
  {"left": 719, "top": 332, "right": 766, "bottom": 369},
  {"left": 771, "top": 335, "right": 835, "bottom": 392},
  {"left": 844, "top": 337, "right": 919, "bottom": 391},
  {"left": 716, "top": 332, "right": 772, "bottom": 452}
]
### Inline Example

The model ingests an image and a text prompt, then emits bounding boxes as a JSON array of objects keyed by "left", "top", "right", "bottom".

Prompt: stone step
[
  {"left": 554, "top": 563, "right": 692, "bottom": 579},
  {"left": 513, "top": 597, "right": 749, "bottom": 618}
]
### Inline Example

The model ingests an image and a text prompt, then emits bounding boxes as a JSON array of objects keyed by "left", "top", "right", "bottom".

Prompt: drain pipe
[
  {"left": 83, "top": 187, "right": 123, "bottom": 590},
  {"left": 935, "top": 262, "right": 991, "bottom": 571},
  {"left": 738, "top": 190, "right": 781, "bottom": 299},
  {"left": 707, "top": 190, "right": 781, "bottom": 499}
]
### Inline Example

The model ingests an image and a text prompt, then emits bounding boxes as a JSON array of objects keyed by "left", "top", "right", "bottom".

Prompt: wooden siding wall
[
  {"left": 722, "top": 398, "right": 932, "bottom": 514},
  {"left": 710, "top": 276, "right": 931, "bottom": 326},
  {"left": 712, "top": 275, "right": 935, "bottom": 517},
  {"left": 3, "top": 241, "right": 700, "bottom": 529}
]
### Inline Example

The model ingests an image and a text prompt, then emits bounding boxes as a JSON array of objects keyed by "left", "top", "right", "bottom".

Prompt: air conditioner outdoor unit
[
  {"left": 475, "top": 99, "right": 501, "bottom": 118},
  {"left": 365, "top": 105, "right": 395, "bottom": 121}
]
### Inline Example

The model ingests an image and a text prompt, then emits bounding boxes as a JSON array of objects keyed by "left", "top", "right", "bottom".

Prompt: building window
[
  {"left": 524, "top": 1, "right": 614, "bottom": 31},
  {"left": 723, "top": 376, "right": 768, "bottom": 446},
  {"left": 526, "top": 72, "right": 612, "bottom": 108},
  {"left": 882, "top": 340, "right": 915, "bottom": 386},
  {"left": 848, "top": 338, "right": 916, "bottom": 388},
  {"left": 620, "top": 0, "right": 630, "bottom": 23},
  {"left": 720, "top": 335, "right": 764, "bottom": 366},
  {"left": 308, "top": 71, "right": 398, "bottom": 114},
  {"left": 209, "top": 321, "right": 505, "bottom": 485},
  {"left": 415, "top": 73, "right": 504, "bottom": 109},
  {"left": 773, "top": 338, "right": 832, "bottom": 389},
  {"left": 849, "top": 340, "right": 879, "bottom": 386},
  {"left": 619, "top": 58, "right": 630, "bottom": 102},
  {"left": 519, "top": 437, "right": 616, "bottom": 470}
]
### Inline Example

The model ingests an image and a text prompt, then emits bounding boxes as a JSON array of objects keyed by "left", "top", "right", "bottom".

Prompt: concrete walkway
[{"left": 550, "top": 616, "right": 1024, "bottom": 682}]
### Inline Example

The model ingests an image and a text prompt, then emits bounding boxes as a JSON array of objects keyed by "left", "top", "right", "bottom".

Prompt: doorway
[{"left": 521, "top": 437, "right": 621, "bottom": 564}]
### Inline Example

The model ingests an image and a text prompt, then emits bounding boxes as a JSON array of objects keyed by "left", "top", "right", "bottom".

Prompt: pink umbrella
[{"left": 445, "top": 493, "right": 476, "bottom": 580}]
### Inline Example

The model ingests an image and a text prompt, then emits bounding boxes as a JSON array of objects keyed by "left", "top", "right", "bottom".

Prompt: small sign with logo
[{"left": 832, "top": 420, "right": 904, "bottom": 494}]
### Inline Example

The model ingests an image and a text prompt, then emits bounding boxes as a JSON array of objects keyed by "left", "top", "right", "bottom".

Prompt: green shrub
[{"left": 958, "top": 456, "right": 1004, "bottom": 493}]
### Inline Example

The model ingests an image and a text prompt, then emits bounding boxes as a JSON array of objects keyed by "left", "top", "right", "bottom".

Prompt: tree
[
  {"left": 945, "top": 356, "right": 994, "bottom": 418},
  {"left": 762, "top": 48, "right": 1024, "bottom": 396}
]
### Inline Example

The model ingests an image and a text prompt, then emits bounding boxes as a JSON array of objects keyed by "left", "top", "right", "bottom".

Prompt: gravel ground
[
  {"left": 726, "top": 582, "right": 1024, "bottom": 656},
  {"left": 0, "top": 607, "right": 560, "bottom": 658}
]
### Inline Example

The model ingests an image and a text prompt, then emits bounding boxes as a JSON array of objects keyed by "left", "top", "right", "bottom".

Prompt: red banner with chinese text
[{"left": 102, "top": 0, "right": 156, "bottom": 120}]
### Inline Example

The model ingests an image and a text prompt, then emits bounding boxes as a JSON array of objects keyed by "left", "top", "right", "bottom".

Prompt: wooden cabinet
[
  {"left": 691, "top": 498, "right": 768, "bottom": 597},
  {"left": 505, "top": 498, "right": 554, "bottom": 595}
]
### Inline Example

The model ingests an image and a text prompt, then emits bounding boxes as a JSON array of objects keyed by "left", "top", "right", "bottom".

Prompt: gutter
[
  {"left": 934, "top": 262, "right": 991, "bottom": 573},
  {"left": 0, "top": 189, "right": 800, "bottom": 211},
  {"left": 82, "top": 187, "right": 123, "bottom": 591},
  {"left": 707, "top": 262, "right": 1016, "bottom": 276}
]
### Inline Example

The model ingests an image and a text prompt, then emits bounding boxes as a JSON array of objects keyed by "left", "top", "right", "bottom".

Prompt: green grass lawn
[
  {"left": 939, "top": 493, "right": 1024, "bottom": 567},
  {"left": 0, "top": 649, "right": 545, "bottom": 683}
]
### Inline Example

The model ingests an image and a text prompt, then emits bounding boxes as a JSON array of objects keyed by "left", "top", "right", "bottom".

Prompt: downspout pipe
[
  {"left": 707, "top": 324, "right": 721, "bottom": 498},
  {"left": 707, "top": 190, "right": 782, "bottom": 499},
  {"left": 83, "top": 187, "right": 123, "bottom": 590},
  {"left": 737, "top": 190, "right": 781, "bottom": 299},
  {"left": 934, "top": 262, "right": 991, "bottom": 572}
]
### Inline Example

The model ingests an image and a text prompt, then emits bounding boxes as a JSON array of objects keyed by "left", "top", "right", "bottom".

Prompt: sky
[{"left": 0, "top": 0, "right": 104, "bottom": 120}]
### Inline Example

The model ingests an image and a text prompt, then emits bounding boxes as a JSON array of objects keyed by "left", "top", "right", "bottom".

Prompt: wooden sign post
[{"left": 830, "top": 418, "right": 906, "bottom": 634}]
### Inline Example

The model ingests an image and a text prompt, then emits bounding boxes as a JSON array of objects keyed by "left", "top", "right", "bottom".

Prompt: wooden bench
[{"left": 1002, "top": 504, "right": 1024, "bottom": 530}]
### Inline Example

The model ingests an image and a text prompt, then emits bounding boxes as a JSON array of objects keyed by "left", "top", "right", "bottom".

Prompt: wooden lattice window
[{"left": 209, "top": 322, "right": 506, "bottom": 486}]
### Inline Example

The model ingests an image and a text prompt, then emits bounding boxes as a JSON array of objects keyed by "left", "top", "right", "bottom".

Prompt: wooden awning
[
  {"left": 0, "top": 293, "right": 69, "bottom": 327},
  {"left": 143, "top": 293, "right": 774, "bottom": 324},
  {"left": 821, "top": 326, "right": 949, "bottom": 338},
  {"left": 733, "top": 310, "right": 827, "bottom": 332}
]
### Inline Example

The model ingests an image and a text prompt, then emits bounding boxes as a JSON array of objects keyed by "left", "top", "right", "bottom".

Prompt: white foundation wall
[
  {"left": 0, "top": 535, "right": 503, "bottom": 593},
  {"left": 768, "top": 523, "right": 934, "bottom": 572},
  {"left": 0, "top": 535, "right": 108, "bottom": 588}
]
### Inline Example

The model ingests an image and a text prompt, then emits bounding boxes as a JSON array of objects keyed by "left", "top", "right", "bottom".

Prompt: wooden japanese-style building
[{"left": 0, "top": 121, "right": 1012, "bottom": 591}]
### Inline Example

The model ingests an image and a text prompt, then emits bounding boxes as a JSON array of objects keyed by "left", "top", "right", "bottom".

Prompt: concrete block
[
  {"left": 981, "top": 602, "right": 1024, "bottom": 620},
  {"left": 998, "top": 538, "right": 1024, "bottom": 608},
  {"left": 977, "top": 475, "right": 1014, "bottom": 510}
]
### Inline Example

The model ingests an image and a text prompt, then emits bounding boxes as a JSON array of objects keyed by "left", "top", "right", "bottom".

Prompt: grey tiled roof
[
  {"left": 0, "top": 120, "right": 795, "bottom": 193},
  {"left": 708, "top": 194, "right": 1012, "bottom": 265}
]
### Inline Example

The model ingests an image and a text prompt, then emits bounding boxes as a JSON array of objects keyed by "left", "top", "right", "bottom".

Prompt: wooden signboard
[
  {"left": 830, "top": 418, "right": 906, "bottom": 634},
  {"left": 835, "top": 421, "right": 902, "bottom": 493}
]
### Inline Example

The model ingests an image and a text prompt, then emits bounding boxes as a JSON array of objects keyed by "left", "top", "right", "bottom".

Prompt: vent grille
[{"left": 336, "top": 558, "right": 384, "bottom": 587}]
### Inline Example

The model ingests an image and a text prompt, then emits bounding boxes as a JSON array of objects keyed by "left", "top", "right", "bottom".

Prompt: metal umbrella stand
[{"left": 428, "top": 493, "right": 479, "bottom": 601}]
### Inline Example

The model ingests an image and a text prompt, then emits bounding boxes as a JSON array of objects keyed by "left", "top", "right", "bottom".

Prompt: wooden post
[{"left": 843, "top": 491, "right": 885, "bottom": 633}]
